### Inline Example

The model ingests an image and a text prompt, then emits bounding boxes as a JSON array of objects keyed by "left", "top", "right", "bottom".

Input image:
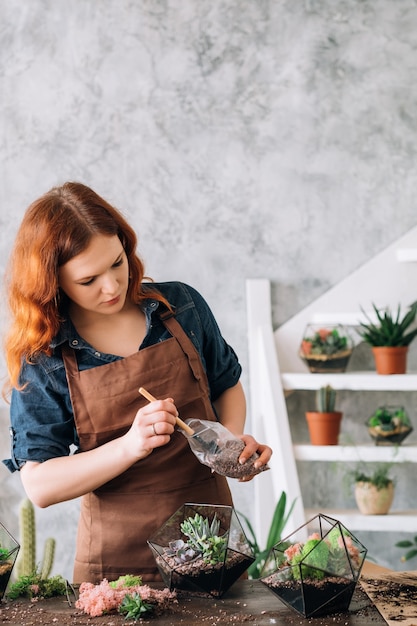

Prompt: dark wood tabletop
[{"left": 0, "top": 579, "right": 387, "bottom": 626}]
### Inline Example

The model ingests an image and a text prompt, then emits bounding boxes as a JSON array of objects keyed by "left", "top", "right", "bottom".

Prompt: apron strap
[{"left": 160, "top": 314, "right": 206, "bottom": 385}]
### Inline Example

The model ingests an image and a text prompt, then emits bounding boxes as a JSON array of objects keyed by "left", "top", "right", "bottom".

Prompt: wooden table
[{"left": 0, "top": 578, "right": 388, "bottom": 626}]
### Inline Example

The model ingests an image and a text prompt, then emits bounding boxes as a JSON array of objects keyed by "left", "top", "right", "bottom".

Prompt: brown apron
[{"left": 62, "top": 313, "right": 233, "bottom": 584}]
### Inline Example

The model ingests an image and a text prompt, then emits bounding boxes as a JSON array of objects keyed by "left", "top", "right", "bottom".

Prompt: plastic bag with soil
[{"left": 181, "top": 418, "right": 270, "bottom": 479}]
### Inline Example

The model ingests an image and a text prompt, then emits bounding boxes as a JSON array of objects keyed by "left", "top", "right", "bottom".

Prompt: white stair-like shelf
[
  {"left": 246, "top": 226, "right": 417, "bottom": 547},
  {"left": 282, "top": 372, "right": 417, "bottom": 391},
  {"left": 294, "top": 444, "right": 417, "bottom": 463}
]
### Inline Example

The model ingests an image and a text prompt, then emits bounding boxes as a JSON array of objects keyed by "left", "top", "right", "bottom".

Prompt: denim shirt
[{"left": 4, "top": 282, "right": 241, "bottom": 472}]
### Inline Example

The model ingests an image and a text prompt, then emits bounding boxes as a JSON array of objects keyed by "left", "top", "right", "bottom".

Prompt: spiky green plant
[
  {"left": 180, "top": 513, "right": 228, "bottom": 565},
  {"left": 359, "top": 302, "right": 417, "bottom": 347},
  {"left": 239, "top": 491, "right": 296, "bottom": 579},
  {"left": 316, "top": 386, "right": 336, "bottom": 412},
  {"left": 118, "top": 592, "right": 154, "bottom": 620}
]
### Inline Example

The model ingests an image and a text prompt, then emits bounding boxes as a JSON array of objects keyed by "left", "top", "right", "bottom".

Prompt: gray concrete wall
[{"left": 1, "top": 0, "right": 416, "bottom": 578}]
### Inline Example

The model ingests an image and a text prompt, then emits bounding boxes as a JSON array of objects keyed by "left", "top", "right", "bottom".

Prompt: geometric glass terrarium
[
  {"left": 0, "top": 522, "right": 20, "bottom": 602},
  {"left": 260, "top": 514, "right": 367, "bottom": 618},
  {"left": 366, "top": 406, "right": 413, "bottom": 445},
  {"left": 299, "top": 324, "right": 354, "bottom": 373},
  {"left": 148, "top": 503, "right": 255, "bottom": 598}
]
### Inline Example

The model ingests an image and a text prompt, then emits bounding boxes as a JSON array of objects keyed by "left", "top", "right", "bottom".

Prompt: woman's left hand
[{"left": 237, "top": 434, "right": 272, "bottom": 482}]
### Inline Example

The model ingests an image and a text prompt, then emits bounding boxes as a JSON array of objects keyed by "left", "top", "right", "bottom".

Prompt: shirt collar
[{"left": 50, "top": 298, "right": 162, "bottom": 349}]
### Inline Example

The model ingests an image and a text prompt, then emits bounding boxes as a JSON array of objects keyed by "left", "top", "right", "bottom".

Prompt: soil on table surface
[{"left": 0, "top": 580, "right": 387, "bottom": 626}]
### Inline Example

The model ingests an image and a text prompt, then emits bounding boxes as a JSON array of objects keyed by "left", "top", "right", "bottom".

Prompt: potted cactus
[
  {"left": 299, "top": 325, "right": 354, "bottom": 373},
  {"left": 0, "top": 522, "right": 20, "bottom": 601},
  {"left": 305, "top": 386, "right": 342, "bottom": 445},
  {"left": 260, "top": 514, "right": 367, "bottom": 618},
  {"left": 147, "top": 503, "right": 255, "bottom": 598}
]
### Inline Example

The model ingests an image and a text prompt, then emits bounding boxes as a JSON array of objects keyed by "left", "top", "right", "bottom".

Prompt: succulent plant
[
  {"left": 180, "top": 513, "right": 228, "bottom": 565},
  {"left": 164, "top": 539, "right": 201, "bottom": 564},
  {"left": 301, "top": 327, "right": 351, "bottom": 356}
]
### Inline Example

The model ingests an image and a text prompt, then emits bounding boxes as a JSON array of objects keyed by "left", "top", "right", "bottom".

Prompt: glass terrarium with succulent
[
  {"left": 147, "top": 503, "right": 255, "bottom": 598},
  {"left": 299, "top": 325, "right": 354, "bottom": 373},
  {"left": 0, "top": 522, "right": 20, "bottom": 601},
  {"left": 366, "top": 406, "right": 413, "bottom": 445},
  {"left": 260, "top": 514, "right": 367, "bottom": 618}
]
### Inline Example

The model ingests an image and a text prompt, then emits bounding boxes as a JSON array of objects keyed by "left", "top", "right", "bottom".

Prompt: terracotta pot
[
  {"left": 371, "top": 346, "right": 408, "bottom": 375},
  {"left": 354, "top": 481, "right": 394, "bottom": 515},
  {"left": 305, "top": 411, "right": 342, "bottom": 445}
]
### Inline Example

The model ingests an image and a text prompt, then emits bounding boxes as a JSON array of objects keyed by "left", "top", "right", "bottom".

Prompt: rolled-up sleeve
[{"left": 3, "top": 359, "right": 77, "bottom": 472}]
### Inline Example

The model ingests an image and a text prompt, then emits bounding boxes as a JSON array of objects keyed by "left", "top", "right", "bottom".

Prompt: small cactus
[
  {"left": 316, "top": 385, "right": 336, "bottom": 412},
  {"left": 16, "top": 499, "right": 55, "bottom": 579}
]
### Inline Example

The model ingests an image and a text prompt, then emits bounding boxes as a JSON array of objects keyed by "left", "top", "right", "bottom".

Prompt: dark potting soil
[
  {"left": 207, "top": 439, "right": 269, "bottom": 478},
  {"left": 262, "top": 575, "right": 356, "bottom": 618},
  {"left": 156, "top": 551, "right": 252, "bottom": 597}
]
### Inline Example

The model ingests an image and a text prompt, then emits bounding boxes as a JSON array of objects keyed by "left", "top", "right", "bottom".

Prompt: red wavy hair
[{"left": 4, "top": 182, "right": 170, "bottom": 393}]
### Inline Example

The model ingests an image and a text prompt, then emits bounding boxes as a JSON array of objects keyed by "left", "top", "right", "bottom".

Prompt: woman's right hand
[{"left": 125, "top": 397, "right": 178, "bottom": 460}]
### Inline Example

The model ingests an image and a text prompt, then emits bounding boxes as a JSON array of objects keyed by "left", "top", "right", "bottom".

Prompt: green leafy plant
[
  {"left": 351, "top": 464, "right": 393, "bottom": 490},
  {"left": 358, "top": 302, "right": 417, "bottom": 347},
  {"left": 179, "top": 513, "right": 228, "bottom": 565},
  {"left": 395, "top": 536, "right": 417, "bottom": 563},
  {"left": 118, "top": 592, "right": 154, "bottom": 620},
  {"left": 7, "top": 573, "right": 67, "bottom": 600},
  {"left": 368, "top": 406, "right": 410, "bottom": 430},
  {"left": 0, "top": 547, "right": 9, "bottom": 561},
  {"left": 239, "top": 491, "right": 296, "bottom": 579},
  {"left": 315, "top": 385, "right": 336, "bottom": 412}
]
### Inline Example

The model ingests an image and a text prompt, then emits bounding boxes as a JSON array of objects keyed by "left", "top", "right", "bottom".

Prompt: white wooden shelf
[
  {"left": 305, "top": 508, "right": 417, "bottom": 532},
  {"left": 397, "top": 248, "right": 417, "bottom": 262},
  {"left": 294, "top": 444, "right": 417, "bottom": 463},
  {"left": 282, "top": 372, "right": 417, "bottom": 391}
]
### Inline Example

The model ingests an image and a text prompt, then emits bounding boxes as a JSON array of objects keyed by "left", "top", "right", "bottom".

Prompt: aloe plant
[
  {"left": 359, "top": 302, "right": 417, "bottom": 347},
  {"left": 239, "top": 491, "right": 296, "bottom": 579}
]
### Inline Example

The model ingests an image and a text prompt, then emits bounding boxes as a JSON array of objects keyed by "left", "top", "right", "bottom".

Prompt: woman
[{"left": 3, "top": 182, "right": 272, "bottom": 584}]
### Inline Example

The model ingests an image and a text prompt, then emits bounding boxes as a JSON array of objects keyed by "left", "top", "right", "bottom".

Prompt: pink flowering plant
[{"left": 260, "top": 514, "right": 368, "bottom": 619}]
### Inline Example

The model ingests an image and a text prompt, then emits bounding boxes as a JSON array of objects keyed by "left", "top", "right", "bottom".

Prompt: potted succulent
[
  {"left": 305, "top": 385, "right": 342, "bottom": 445},
  {"left": 353, "top": 464, "right": 394, "bottom": 515},
  {"left": 299, "top": 324, "right": 354, "bottom": 373},
  {"left": 0, "top": 522, "right": 20, "bottom": 602},
  {"left": 358, "top": 301, "right": 417, "bottom": 374},
  {"left": 366, "top": 406, "right": 413, "bottom": 445},
  {"left": 260, "top": 514, "right": 367, "bottom": 618},
  {"left": 147, "top": 503, "right": 255, "bottom": 598}
]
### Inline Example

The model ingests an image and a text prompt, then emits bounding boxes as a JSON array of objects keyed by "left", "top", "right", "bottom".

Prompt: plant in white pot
[
  {"left": 352, "top": 464, "right": 394, "bottom": 515},
  {"left": 358, "top": 302, "right": 417, "bottom": 374}
]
